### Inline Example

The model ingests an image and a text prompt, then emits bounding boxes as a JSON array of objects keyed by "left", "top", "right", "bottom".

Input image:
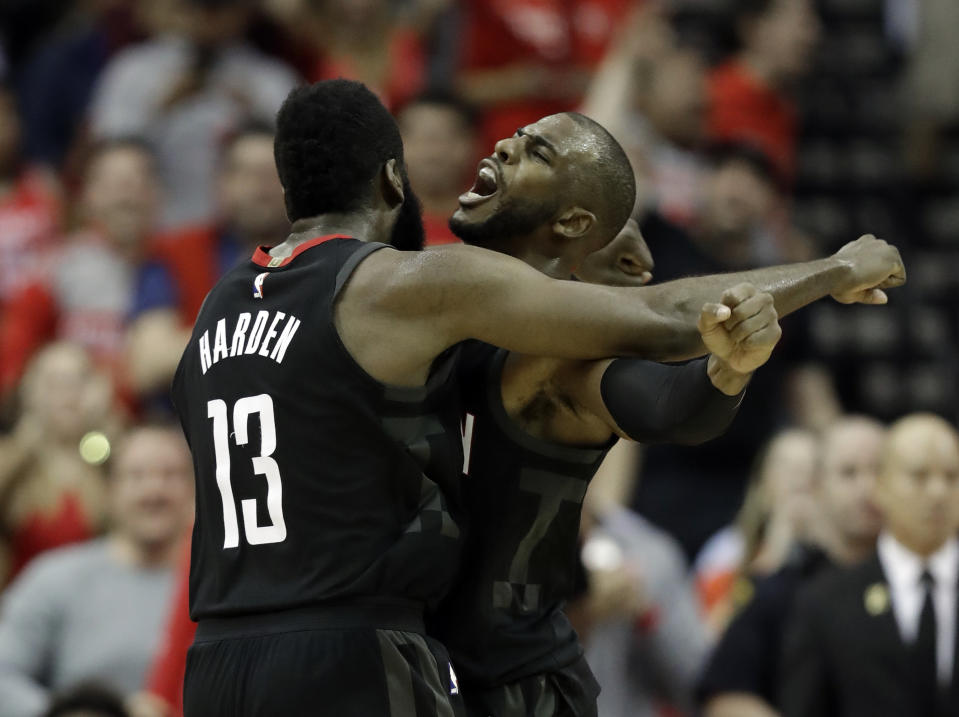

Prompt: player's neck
[
  {"left": 511, "top": 246, "right": 575, "bottom": 280},
  {"left": 276, "top": 212, "right": 382, "bottom": 256},
  {"left": 501, "top": 232, "right": 578, "bottom": 280}
]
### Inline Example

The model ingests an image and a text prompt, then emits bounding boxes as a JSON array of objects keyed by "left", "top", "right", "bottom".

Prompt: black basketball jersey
[
  {"left": 430, "top": 342, "right": 614, "bottom": 688},
  {"left": 172, "top": 236, "right": 464, "bottom": 621}
]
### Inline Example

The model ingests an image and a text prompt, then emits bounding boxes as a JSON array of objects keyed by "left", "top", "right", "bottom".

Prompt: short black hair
[
  {"left": 395, "top": 90, "right": 479, "bottom": 131},
  {"left": 565, "top": 112, "right": 636, "bottom": 238},
  {"left": 274, "top": 80, "right": 405, "bottom": 222}
]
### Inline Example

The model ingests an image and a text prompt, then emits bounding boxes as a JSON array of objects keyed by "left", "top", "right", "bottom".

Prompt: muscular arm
[{"left": 339, "top": 237, "right": 902, "bottom": 385}]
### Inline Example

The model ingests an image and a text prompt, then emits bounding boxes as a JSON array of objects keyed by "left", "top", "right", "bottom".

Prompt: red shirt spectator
[
  {"left": 705, "top": 0, "right": 821, "bottom": 182},
  {"left": 7, "top": 493, "right": 94, "bottom": 581},
  {"left": 146, "top": 538, "right": 195, "bottom": 717},
  {"left": 397, "top": 94, "right": 480, "bottom": 248},
  {"left": 459, "top": 0, "right": 631, "bottom": 150},
  {"left": 707, "top": 61, "right": 797, "bottom": 180},
  {"left": 0, "top": 168, "right": 60, "bottom": 309},
  {"left": 0, "top": 139, "right": 161, "bottom": 401},
  {"left": 310, "top": 29, "right": 425, "bottom": 112}
]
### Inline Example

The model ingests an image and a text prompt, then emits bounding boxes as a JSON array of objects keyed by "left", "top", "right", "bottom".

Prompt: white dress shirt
[{"left": 878, "top": 531, "right": 958, "bottom": 684}]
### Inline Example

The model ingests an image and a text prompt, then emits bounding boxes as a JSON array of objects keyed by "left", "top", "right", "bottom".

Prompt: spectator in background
[
  {"left": 694, "top": 428, "right": 819, "bottom": 633},
  {"left": 126, "top": 122, "right": 289, "bottom": 399},
  {"left": 144, "top": 542, "right": 192, "bottom": 717},
  {"left": 707, "top": 0, "right": 820, "bottom": 181},
  {"left": 0, "top": 343, "right": 118, "bottom": 586},
  {"left": 642, "top": 143, "right": 781, "bottom": 277},
  {"left": 290, "top": 0, "right": 428, "bottom": 111},
  {"left": 633, "top": 143, "right": 838, "bottom": 563},
  {"left": 700, "top": 416, "right": 884, "bottom": 717},
  {"left": 0, "top": 138, "right": 160, "bottom": 402},
  {"left": 456, "top": 0, "right": 632, "bottom": 152},
  {"left": 584, "top": 25, "right": 711, "bottom": 226},
  {"left": 0, "top": 82, "right": 61, "bottom": 314},
  {"left": 899, "top": 0, "right": 959, "bottom": 179},
  {"left": 16, "top": 0, "right": 144, "bottom": 170},
  {"left": 0, "top": 424, "right": 193, "bottom": 717},
  {"left": 781, "top": 414, "right": 959, "bottom": 717},
  {"left": 567, "top": 438, "right": 711, "bottom": 717},
  {"left": 396, "top": 92, "right": 478, "bottom": 246},
  {"left": 88, "top": 0, "right": 297, "bottom": 228}
]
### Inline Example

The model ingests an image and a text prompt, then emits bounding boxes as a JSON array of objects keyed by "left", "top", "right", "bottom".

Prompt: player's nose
[{"left": 494, "top": 136, "right": 519, "bottom": 164}]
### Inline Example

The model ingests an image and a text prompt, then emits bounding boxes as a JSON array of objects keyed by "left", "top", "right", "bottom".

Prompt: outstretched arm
[{"left": 338, "top": 234, "right": 903, "bottom": 384}]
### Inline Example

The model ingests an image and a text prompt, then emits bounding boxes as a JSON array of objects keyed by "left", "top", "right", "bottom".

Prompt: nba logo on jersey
[
  {"left": 253, "top": 272, "right": 268, "bottom": 299},
  {"left": 449, "top": 663, "right": 459, "bottom": 695}
]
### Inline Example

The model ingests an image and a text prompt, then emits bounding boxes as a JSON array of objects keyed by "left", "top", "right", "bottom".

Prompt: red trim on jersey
[{"left": 251, "top": 234, "right": 352, "bottom": 267}]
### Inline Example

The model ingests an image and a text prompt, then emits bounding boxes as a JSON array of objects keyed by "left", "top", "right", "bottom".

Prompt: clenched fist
[
  {"left": 830, "top": 234, "right": 906, "bottom": 304},
  {"left": 698, "top": 283, "right": 782, "bottom": 392}
]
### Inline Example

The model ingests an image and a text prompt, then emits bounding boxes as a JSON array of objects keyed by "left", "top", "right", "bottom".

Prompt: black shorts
[
  {"left": 462, "top": 656, "right": 600, "bottom": 717},
  {"left": 184, "top": 604, "right": 466, "bottom": 717}
]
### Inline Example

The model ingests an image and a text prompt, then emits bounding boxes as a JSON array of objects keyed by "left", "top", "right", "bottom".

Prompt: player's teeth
[{"left": 479, "top": 167, "right": 496, "bottom": 184}]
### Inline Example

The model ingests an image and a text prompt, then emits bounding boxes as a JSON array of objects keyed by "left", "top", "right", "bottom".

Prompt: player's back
[
  {"left": 174, "top": 236, "right": 467, "bottom": 715},
  {"left": 173, "top": 236, "right": 464, "bottom": 620}
]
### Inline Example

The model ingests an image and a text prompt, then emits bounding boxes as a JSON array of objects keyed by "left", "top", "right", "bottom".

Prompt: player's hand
[
  {"left": 830, "top": 234, "right": 906, "bottom": 304},
  {"left": 698, "top": 283, "right": 782, "bottom": 378}
]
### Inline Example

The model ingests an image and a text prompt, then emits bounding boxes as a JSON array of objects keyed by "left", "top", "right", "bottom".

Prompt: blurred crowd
[{"left": 0, "top": 0, "right": 958, "bottom": 716}]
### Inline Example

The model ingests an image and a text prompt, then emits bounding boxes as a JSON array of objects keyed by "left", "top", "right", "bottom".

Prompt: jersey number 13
[{"left": 207, "top": 395, "right": 287, "bottom": 548}]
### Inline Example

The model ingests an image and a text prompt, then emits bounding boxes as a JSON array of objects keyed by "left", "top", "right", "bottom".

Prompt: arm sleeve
[{"left": 600, "top": 357, "right": 745, "bottom": 445}]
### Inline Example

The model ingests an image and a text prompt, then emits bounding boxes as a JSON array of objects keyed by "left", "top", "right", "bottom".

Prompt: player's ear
[
  {"left": 381, "top": 158, "right": 405, "bottom": 208},
  {"left": 552, "top": 207, "right": 596, "bottom": 239}
]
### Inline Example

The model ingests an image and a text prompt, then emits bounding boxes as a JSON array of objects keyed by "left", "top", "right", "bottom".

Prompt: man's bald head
[
  {"left": 876, "top": 413, "right": 959, "bottom": 556},
  {"left": 449, "top": 113, "right": 636, "bottom": 257},
  {"left": 563, "top": 112, "right": 636, "bottom": 241}
]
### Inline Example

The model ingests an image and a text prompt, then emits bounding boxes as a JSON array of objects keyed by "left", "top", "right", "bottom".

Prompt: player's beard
[
  {"left": 448, "top": 194, "right": 560, "bottom": 248},
  {"left": 389, "top": 176, "right": 425, "bottom": 251}
]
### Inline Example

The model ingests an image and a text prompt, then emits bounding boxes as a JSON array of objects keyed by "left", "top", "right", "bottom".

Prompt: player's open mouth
[{"left": 459, "top": 158, "right": 500, "bottom": 208}]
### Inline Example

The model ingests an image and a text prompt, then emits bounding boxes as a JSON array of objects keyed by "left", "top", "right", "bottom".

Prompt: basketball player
[
  {"left": 172, "top": 80, "right": 904, "bottom": 716},
  {"left": 425, "top": 116, "right": 780, "bottom": 717}
]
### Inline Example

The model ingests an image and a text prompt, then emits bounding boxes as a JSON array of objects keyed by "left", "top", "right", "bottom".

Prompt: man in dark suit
[
  {"left": 699, "top": 416, "right": 885, "bottom": 717},
  {"left": 780, "top": 413, "right": 959, "bottom": 717}
]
